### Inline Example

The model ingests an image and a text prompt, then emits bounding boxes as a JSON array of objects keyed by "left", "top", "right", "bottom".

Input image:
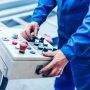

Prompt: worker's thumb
[{"left": 42, "top": 51, "right": 56, "bottom": 57}]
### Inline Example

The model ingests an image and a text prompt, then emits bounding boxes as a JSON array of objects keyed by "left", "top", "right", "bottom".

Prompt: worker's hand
[
  {"left": 40, "top": 50, "right": 69, "bottom": 77},
  {"left": 21, "top": 22, "right": 39, "bottom": 39}
]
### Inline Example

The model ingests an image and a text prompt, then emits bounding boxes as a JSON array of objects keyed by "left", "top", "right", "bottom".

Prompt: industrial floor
[{"left": 6, "top": 78, "right": 55, "bottom": 90}]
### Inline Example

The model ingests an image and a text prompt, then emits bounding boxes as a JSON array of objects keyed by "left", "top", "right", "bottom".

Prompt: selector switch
[
  {"left": 2, "top": 37, "right": 9, "bottom": 41},
  {"left": 30, "top": 51, "right": 35, "bottom": 54}
]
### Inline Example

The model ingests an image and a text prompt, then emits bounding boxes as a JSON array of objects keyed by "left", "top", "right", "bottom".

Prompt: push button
[
  {"left": 43, "top": 48, "right": 48, "bottom": 52},
  {"left": 53, "top": 48, "right": 57, "bottom": 51},
  {"left": 19, "top": 43, "right": 28, "bottom": 53},
  {"left": 12, "top": 34, "right": 18, "bottom": 39},
  {"left": 12, "top": 41, "right": 17, "bottom": 45}
]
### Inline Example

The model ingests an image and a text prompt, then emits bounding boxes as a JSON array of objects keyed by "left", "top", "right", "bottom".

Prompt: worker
[{"left": 22, "top": 0, "right": 90, "bottom": 89}]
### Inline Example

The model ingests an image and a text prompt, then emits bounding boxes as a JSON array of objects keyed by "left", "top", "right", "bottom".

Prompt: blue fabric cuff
[
  {"left": 31, "top": 17, "right": 43, "bottom": 26},
  {"left": 60, "top": 45, "right": 75, "bottom": 61}
]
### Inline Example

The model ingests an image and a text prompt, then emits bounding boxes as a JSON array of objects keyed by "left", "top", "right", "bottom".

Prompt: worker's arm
[
  {"left": 40, "top": 5, "right": 90, "bottom": 77},
  {"left": 61, "top": 5, "right": 90, "bottom": 61},
  {"left": 31, "top": 0, "right": 57, "bottom": 26},
  {"left": 22, "top": 0, "right": 57, "bottom": 39}
]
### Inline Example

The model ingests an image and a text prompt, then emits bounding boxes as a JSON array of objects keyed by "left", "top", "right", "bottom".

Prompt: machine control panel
[{"left": 0, "top": 28, "right": 57, "bottom": 79}]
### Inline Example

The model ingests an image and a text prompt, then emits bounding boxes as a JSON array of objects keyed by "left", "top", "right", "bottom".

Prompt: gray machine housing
[{"left": 0, "top": 27, "right": 53, "bottom": 80}]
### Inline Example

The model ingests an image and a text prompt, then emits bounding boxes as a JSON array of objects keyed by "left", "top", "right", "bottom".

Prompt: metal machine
[{"left": 0, "top": 27, "right": 56, "bottom": 89}]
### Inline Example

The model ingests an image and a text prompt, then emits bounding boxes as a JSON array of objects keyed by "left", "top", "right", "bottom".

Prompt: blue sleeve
[
  {"left": 61, "top": 5, "right": 90, "bottom": 61},
  {"left": 31, "top": 0, "right": 57, "bottom": 25}
]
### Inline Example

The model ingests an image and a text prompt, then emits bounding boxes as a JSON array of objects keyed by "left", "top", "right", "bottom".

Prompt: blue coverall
[{"left": 31, "top": 0, "right": 90, "bottom": 90}]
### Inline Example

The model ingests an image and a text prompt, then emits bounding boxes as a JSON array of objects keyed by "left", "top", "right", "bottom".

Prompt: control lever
[
  {"left": 42, "top": 68, "right": 52, "bottom": 77},
  {"left": 35, "top": 65, "right": 43, "bottom": 75},
  {"left": 35, "top": 62, "right": 52, "bottom": 77}
]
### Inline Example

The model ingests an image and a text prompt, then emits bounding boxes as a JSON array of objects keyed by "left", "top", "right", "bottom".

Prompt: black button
[
  {"left": 43, "top": 44, "right": 48, "bottom": 47},
  {"left": 38, "top": 47, "right": 43, "bottom": 50},
  {"left": 48, "top": 48, "right": 53, "bottom": 51},
  {"left": 53, "top": 48, "right": 57, "bottom": 51},
  {"left": 43, "top": 48, "right": 48, "bottom": 52},
  {"left": 39, "top": 37, "right": 44, "bottom": 43}
]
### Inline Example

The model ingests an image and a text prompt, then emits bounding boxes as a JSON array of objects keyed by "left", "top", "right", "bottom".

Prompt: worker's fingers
[
  {"left": 48, "top": 68, "right": 63, "bottom": 77},
  {"left": 34, "top": 27, "right": 39, "bottom": 37},
  {"left": 42, "top": 51, "right": 58, "bottom": 57},
  {"left": 55, "top": 68, "right": 63, "bottom": 76},
  {"left": 21, "top": 31, "right": 28, "bottom": 39},
  {"left": 48, "top": 67, "right": 59, "bottom": 77},
  {"left": 21, "top": 22, "right": 39, "bottom": 40},
  {"left": 24, "top": 25, "right": 33, "bottom": 39},
  {"left": 22, "top": 24, "right": 39, "bottom": 39},
  {"left": 21, "top": 26, "right": 33, "bottom": 40},
  {"left": 40, "top": 59, "right": 56, "bottom": 74}
]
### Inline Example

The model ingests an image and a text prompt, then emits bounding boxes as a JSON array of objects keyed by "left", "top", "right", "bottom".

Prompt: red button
[{"left": 12, "top": 41, "right": 17, "bottom": 45}]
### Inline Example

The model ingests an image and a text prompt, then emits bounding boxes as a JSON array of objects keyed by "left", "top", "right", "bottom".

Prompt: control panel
[{"left": 0, "top": 27, "right": 56, "bottom": 80}]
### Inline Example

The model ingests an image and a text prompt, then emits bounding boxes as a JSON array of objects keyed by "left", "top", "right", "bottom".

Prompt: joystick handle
[
  {"left": 35, "top": 62, "right": 52, "bottom": 77},
  {"left": 19, "top": 43, "right": 28, "bottom": 53}
]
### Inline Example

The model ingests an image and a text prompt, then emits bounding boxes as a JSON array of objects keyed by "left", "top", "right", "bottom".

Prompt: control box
[{"left": 0, "top": 27, "right": 55, "bottom": 80}]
